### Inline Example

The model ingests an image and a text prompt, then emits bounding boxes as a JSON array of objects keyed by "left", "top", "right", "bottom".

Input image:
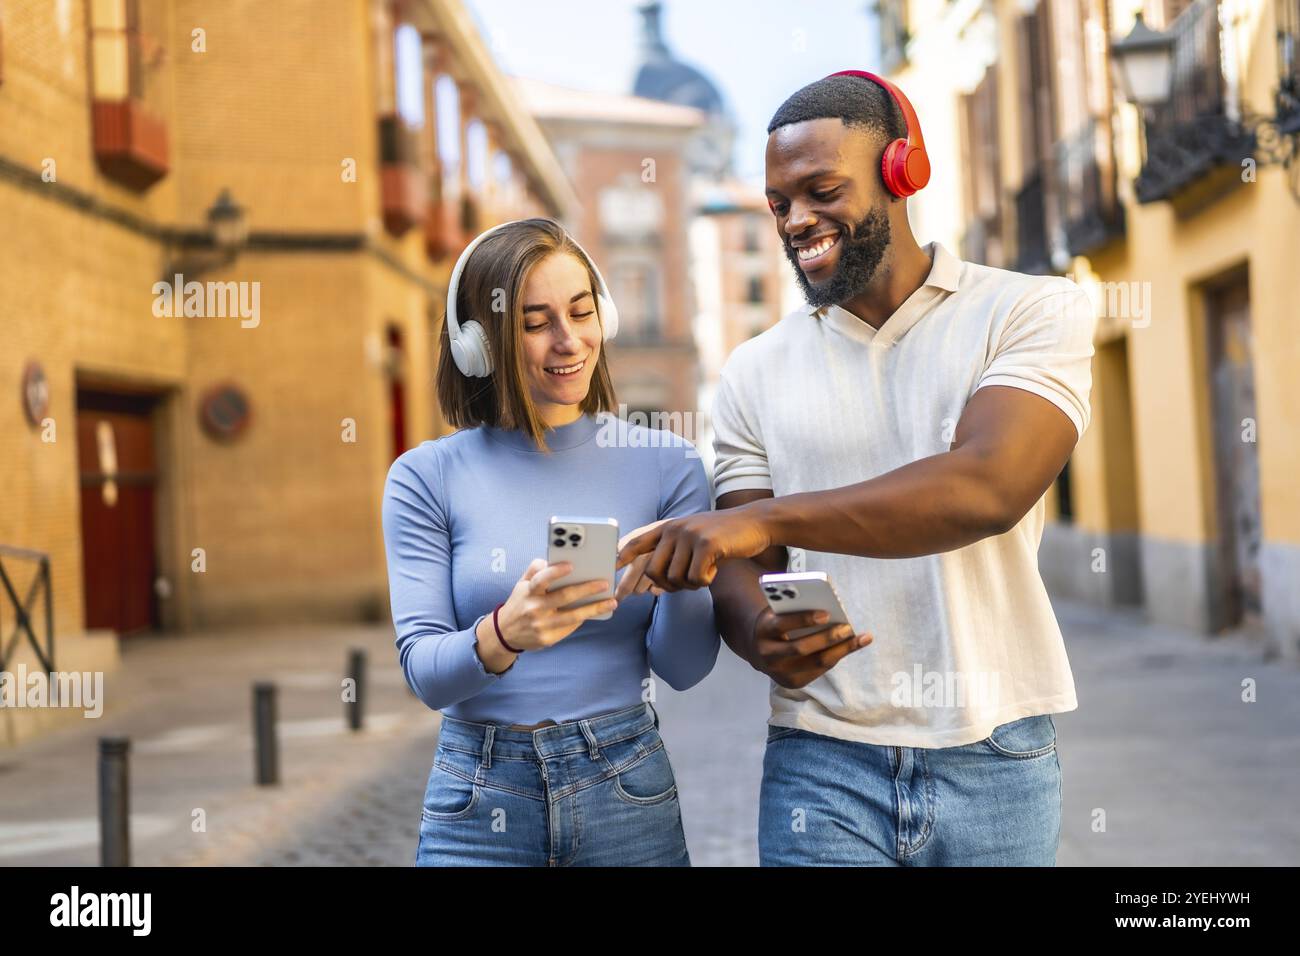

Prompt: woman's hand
[{"left": 476, "top": 558, "right": 618, "bottom": 671}]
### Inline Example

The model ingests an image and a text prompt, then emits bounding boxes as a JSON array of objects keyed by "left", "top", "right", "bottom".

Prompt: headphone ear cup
[
  {"left": 902, "top": 145, "right": 931, "bottom": 194},
  {"left": 453, "top": 319, "right": 492, "bottom": 377},
  {"left": 881, "top": 138, "right": 930, "bottom": 198},
  {"left": 880, "top": 138, "right": 909, "bottom": 197},
  {"left": 597, "top": 293, "right": 619, "bottom": 341}
]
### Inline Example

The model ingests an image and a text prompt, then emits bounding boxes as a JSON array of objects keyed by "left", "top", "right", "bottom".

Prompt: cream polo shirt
[{"left": 711, "top": 242, "right": 1096, "bottom": 748}]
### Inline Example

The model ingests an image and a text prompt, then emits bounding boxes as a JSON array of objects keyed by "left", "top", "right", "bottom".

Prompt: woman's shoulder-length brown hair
[{"left": 435, "top": 218, "right": 617, "bottom": 452}]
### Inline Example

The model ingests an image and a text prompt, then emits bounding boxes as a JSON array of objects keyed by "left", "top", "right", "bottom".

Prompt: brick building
[
  {"left": 0, "top": 0, "right": 576, "bottom": 744},
  {"left": 515, "top": 77, "right": 704, "bottom": 419},
  {"left": 881, "top": 0, "right": 1300, "bottom": 655}
]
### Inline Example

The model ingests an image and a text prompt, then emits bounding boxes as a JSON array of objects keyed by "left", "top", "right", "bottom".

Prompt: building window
[
  {"left": 746, "top": 276, "right": 764, "bottom": 304},
  {"left": 466, "top": 119, "right": 488, "bottom": 191},
  {"left": 1055, "top": 458, "right": 1075, "bottom": 524},
  {"left": 89, "top": 0, "right": 169, "bottom": 189},
  {"left": 742, "top": 216, "right": 761, "bottom": 252},
  {"left": 599, "top": 177, "right": 664, "bottom": 242},
  {"left": 1277, "top": 0, "right": 1300, "bottom": 122},
  {"left": 610, "top": 262, "right": 661, "bottom": 342},
  {"left": 394, "top": 24, "right": 425, "bottom": 127},
  {"left": 436, "top": 75, "right": 461, "bottom": 182},
  {"left": 959, "top": 66, "right": 1002, "bottom": 266},
  {"left": 875, "top": 0, "right": 910, "bottom": 72}
]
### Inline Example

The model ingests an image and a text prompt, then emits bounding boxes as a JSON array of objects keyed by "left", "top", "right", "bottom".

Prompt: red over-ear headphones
[{"left": 827, "top": 69, "right": 931, "bottom": 198}]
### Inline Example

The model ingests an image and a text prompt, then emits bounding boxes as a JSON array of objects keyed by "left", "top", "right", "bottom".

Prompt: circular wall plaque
[
  {"left": 22, "top": 361, "right": 49, "bottom": 426},
  {"left": 199, "top": 383, "right": 252, "bottom": 440}
]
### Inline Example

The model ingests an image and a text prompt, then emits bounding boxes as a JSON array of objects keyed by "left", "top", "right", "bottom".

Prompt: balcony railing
[
  {"left": 1013, "top": 170, "right": 1051, "bottom": 275},
  {"left": 379, "top": 115, "right": 426, "bottom": 236},
  {"left": 0, "top": 544, "right": 54, "bottom": 674},
  {"left": 90, "top": 27, "right": 169, "bottom": 190},
  {"left": 959, "top": 209, "right": 1004, "bottom": 267},
  {"left": 1134, "top": 0, "right": 1255, "bottom": 203},
  {"left": 1277, "top": 0, "right": 1300, "bottom": 131},
  {"left": 1054, "top": 119, "right": 1125, "bottom": 255},
  {"left": 874, "top": 0, "right": 911, "bottom": 72}
]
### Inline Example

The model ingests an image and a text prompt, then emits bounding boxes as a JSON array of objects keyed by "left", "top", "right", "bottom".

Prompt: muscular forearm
[
  {"left": 750, "top": 448, "right": 1016, "bottom": 560},
  {"left": 710, "top": 545, "right": 787, "bottom": 665}
]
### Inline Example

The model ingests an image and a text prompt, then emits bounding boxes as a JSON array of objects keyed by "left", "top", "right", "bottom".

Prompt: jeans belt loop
[
  {"left": 480, "top": 724, "right": 495, "bottom": 772},
  {"left": 579, "top": 719, "right": 600, "bottom": 761}
]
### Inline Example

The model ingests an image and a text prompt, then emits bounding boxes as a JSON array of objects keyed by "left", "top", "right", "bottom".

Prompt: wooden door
[
  {"left": 1206, "top": 277, "right": 1262, "bottom": 625},
  {"left": 76, "top": 390, "right": 158, "bottom": 635}
]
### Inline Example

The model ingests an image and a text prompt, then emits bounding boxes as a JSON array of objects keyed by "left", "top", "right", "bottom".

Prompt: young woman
[{"left": 382, "top": 217, "right": 719, "bottom": 867}]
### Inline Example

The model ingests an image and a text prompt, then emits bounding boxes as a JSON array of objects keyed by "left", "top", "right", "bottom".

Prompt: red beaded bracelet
[{"left": 493, "top": 602, "right": 523, "bottom": 654}]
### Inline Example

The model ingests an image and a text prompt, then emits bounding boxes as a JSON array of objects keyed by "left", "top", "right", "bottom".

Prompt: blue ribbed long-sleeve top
[{"left": 381, "top": 412, "right": 720, "bottom": 724}]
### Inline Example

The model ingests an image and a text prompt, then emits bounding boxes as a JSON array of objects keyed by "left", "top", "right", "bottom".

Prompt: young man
[{"left": 617, "top": 72, "right": 1096, "bottom": 865}]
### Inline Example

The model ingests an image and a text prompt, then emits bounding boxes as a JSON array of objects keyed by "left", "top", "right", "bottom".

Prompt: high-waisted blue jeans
[
  {"left": 415, "top": 702, "right": 690, "bottom": 867},
  {"left": 759, "top": 714, "right": 1062, "bottom": 866}
]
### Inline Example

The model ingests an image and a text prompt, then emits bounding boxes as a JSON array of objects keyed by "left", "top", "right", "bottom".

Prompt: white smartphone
[
  {"left": 546, "top": 516, "right": 619, "bottom": 621},
  {"left": 759, "top": 571, "right": 852, "bottom": 640}
]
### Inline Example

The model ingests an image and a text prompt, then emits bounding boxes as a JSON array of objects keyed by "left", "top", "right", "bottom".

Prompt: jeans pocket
[
  {"left": 611, "top": 742, "right": 678, "bottom": 807},
  {"left": 421, "top": 749, "right": 481, "bottom": 820},
  {"left": 982, "top": 714, "right": 1057, "bottom": 759}
]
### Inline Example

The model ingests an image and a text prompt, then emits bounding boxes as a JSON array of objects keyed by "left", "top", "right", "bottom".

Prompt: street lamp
[
  {"left": 208, "top": 188, "right": 248, "bottom": 256},
  {"left": 1110, "top": 13, "right": 1176, "bottom": 112},
  {"left": 163, "top": 189, "right": 249, "bottom": 281}
]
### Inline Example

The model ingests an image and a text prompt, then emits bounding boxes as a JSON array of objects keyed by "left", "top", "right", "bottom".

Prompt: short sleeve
[
  {"left": 975, "top": 287, "right": 1097, "bottom": 439},
  {"left": 710, "top": 367, "right": 772, "bottom": 498}
]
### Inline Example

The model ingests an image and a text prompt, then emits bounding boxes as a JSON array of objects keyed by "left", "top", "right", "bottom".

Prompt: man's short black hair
[{"left": 767, "top": 74, "right": 907, "bottom": 144}]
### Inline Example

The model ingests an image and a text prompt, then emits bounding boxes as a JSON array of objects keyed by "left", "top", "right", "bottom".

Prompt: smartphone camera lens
[
  {"left": 553, "top": 539, "right": 566, "bottom": 548},
  {"left": 782, "top": 589, "right": 797, "bottom": 600},
  {"left": 553, "top": 527, "right": 566, "bottom": 536}
]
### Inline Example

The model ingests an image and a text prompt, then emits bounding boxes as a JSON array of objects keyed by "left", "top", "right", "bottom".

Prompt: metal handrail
[{"left": 0, "top": 544, "right": 55, "bottom": 674}]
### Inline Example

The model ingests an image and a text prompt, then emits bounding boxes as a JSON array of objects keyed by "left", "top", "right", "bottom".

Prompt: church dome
[{"left": 632, "top": 2, "right": 727, "bottom": 116}]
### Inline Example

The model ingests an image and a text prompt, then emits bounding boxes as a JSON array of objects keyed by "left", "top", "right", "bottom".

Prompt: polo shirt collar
[{"left": 808, "top": 241, "right": 961, "bottom": 347}]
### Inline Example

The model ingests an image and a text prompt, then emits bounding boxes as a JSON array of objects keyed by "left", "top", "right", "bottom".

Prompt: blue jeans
[
  {"left": 415, "top": 702, "right": 690, "bottom": 866},
  {"left": 759, "top": 714, "right": 1062, "bottom": 866}
]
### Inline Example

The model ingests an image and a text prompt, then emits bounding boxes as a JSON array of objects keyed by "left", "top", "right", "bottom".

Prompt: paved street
[{"left": 1, "top": 599, "right": 1297, "bottom": 866}]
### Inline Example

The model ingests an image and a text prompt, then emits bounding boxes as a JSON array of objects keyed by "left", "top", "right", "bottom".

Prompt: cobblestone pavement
[{"left": 2, "top": 599, "right": 1297, "bottom": 866}]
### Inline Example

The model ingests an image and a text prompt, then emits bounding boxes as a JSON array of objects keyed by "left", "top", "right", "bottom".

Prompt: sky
[{"left": 463, "top": 0, "right": 882, "bottom": 185}]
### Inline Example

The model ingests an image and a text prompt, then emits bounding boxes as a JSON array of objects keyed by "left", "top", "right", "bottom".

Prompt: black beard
[{"left": 783, "top": 207, "right": 891, "bottom": 309}]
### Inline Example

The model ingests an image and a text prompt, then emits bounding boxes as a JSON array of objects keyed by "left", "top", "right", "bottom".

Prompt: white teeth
[
  {"left": 797, "top": 235, "right": 837, "bottom": 261},
  {"left": 545, "top": 360, "right": 584, "bottom": 374}
]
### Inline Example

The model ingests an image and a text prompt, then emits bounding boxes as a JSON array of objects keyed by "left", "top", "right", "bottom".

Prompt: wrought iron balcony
[
  {"left": 378, "top": 114, "right": 426, "bottom": 237},
  {"left": 959, "top": 209, "right": 1004, "bottom": 267},
  {"left": 1134, "top": 0, "right": 1254, "bottom": 203},
  {"left": 1054, "top": 119, "right": 1125, "bottom": 255},
  {"left": 1013, "top": 170, "right": 1051, "bottom": 275},
  {"left": 0, "top": 544, "right": 54, "bottom": 673}
]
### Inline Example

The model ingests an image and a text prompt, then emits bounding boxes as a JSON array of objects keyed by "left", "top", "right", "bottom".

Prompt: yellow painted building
[
  {"left": 881, "top": 0, "right": 1300, "bottom": 655},
  {"left": 0, "top": 0, "right": 576, "bottom": 745}
]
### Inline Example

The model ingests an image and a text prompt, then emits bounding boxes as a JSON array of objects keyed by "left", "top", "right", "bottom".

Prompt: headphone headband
[
  {"left": 827, "top": 69, "right": 926, "bottom": 153},
  {"left": 445, "top": 219, "right": 619, "bottom": 378},
  {"left": 826, "top": 69, "right": 930, "bottom": 197}
]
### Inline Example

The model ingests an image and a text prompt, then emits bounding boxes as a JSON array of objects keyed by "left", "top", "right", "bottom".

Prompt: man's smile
[{"left": 791, "top": 230, "right": 842, "bottom": 275}]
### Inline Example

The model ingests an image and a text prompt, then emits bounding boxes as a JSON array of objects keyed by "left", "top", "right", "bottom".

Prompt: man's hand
[
  {"left": 615, "top": 507, "right": 772, "bottom": 591},
  {"left": 613, "top": 520, "right": 668, "bottom": 601},
  {"left": 747, "top": 606, "right": 873, "bottom": 689}
]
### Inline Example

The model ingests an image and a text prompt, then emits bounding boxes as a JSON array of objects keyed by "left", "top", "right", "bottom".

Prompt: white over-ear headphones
[{"left": 445, "top": 219, "right": 620, "bottom": 378}]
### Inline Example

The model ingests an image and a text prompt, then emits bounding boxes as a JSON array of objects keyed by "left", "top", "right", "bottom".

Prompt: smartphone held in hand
[
  {"left": 759, "top": 571, "right": 852, "bottom": 640},
  {"left": 547, "top": 516, "right": 619, "bottom": 621}
]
